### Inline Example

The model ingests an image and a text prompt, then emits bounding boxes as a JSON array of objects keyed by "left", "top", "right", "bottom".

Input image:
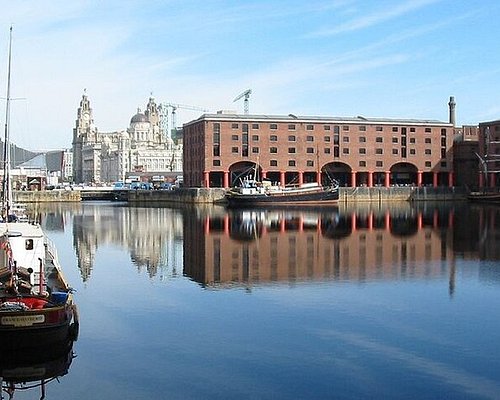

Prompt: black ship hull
[
  {"left": 468, "top": 192, "right": 500, "bottom": 203},
  {"left": 226, "top": 186, "right": 339, "bottom": 208}
]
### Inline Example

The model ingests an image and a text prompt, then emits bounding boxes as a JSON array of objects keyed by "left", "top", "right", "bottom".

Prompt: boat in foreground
[
  {"left": 0, "top": 27, "right": 78, "bottom": 351},
  {"left": 226, "top": 178, "right": 340, "bottom": 208},
  {"left": 0, "top": 222, "right": 79, "bottom": 349}
]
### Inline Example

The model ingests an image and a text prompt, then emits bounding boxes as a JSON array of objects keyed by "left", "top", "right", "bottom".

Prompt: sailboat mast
[{"left": 2, "top": 26, "right": 13, "bottom": 220}]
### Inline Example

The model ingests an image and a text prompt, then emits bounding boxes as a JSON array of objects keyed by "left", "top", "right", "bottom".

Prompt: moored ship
[
  {"left": 226, "top": 177, "right": 340, "bottom": 207},
  {"left": 0, "top": 27, "right": 78, "bottom": 351},
  {"left": 0, "top": 224, "right": 79, "bottom": 349}
]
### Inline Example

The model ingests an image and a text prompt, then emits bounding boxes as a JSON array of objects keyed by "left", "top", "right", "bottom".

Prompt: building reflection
[
  {"left": 70, "top": 204, "right": 183, "bottom": 282},
  {"left": 182, "top": 204, "right": 499, "bottom": 291},
  {"left": 184, "top": 204, "right": 461, "bottom": 289},
  {"left": 38, "top": 202, "right": 499, "bottom": 288}
]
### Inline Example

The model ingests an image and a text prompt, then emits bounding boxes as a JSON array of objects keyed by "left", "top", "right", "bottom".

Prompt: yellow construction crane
[{"left": 233, "top": 89, "right": 252, "bottom": 114}]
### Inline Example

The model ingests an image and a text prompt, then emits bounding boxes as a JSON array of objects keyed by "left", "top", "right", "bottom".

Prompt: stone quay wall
[
  {"left": 128, "top": 188, "right": 227, "bottom": 204},
  {"left": 13, "top": 190, "right": 81, "bottom": 203},
  {"left": 130, "top": 186, "right": 468, "bottom": 204},
  {"left": 338, "top": 186, "right": 468, "bottom": 203},
  {"left": 12, "top": 186, "right": 468, "bottom": 204}
]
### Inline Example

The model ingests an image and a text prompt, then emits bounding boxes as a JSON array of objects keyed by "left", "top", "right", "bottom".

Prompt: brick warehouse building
[
  {"left": 478, "top": 119, "right": 500, "bottom": 188},
  {"left": 183, "top": 106, "right": 455, "bottom": 189}
]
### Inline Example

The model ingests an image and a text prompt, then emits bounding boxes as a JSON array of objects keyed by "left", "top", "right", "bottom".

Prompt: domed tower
[{"left": 128, "top": 108, "right": 152, "bottom": 144}]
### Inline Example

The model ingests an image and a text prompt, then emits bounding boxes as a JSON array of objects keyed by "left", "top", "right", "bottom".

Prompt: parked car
[
  {"left": 159, "top": 182, "right": 173, "bottom": 190},
  {"left": 113, "top": 181, "right": 129, "bottom": 190},
  {"left": 140, "top": 182, "right": 153, "bottom": 190}
]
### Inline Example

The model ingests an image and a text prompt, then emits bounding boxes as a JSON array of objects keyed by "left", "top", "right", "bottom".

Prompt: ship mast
[{"left": 2, "top": 26, "right": 13, "bottom": 221}]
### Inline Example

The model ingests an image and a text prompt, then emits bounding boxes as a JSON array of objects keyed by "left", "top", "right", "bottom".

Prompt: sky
[{"left": 0, "top": 0, "right": 499, "bottom": 151}]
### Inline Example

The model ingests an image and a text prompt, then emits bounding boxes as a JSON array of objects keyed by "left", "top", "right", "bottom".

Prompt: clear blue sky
[{"left": 1, "top": 0, "right": 499, "bottom": 150}]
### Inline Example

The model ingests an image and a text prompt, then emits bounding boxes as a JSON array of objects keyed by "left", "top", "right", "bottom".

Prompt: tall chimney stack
[{"left": 448, "top": 96, "right": 456, "bottom": 127}]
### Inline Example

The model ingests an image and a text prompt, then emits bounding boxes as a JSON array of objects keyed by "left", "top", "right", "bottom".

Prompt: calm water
[{"left": 4, "top": 201, "right": 500, "bottom": 400}]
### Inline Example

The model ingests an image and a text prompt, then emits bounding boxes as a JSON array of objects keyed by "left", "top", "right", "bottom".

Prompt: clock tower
[
  {"left": 75, "top": 91, "right": 93, "bottom": 134},
  {"left": 72, "top": 90, "right": 98, "bottom": 183}
]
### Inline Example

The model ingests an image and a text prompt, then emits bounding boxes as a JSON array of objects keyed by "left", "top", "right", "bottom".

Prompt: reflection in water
[
  {"left": 184, "top": 204, "right": 456, "bottom": 289},
  {"left": 34, "top": 202, "right": 500, "bottom": 292},
  {"left": 0, "top": 339, "right": 75, "bottom": 399},
  {"left": 49, "top": 203, "right": 182, "bottom": 282},
  {"left": 184, "top": 203, "right": 500, "bottom": 294},
  {"left": 24, "top": 202, "right": 500, "bottom": 400}
]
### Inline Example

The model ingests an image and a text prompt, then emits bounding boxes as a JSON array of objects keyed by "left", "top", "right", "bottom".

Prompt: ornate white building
[{"left": 72, "top": 93, "right": 182, "bottom": 184}]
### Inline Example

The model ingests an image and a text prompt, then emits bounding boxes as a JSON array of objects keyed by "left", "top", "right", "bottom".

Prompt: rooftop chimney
[{"left": 448, "top": 96, "right": 456, "bottom": 126}]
